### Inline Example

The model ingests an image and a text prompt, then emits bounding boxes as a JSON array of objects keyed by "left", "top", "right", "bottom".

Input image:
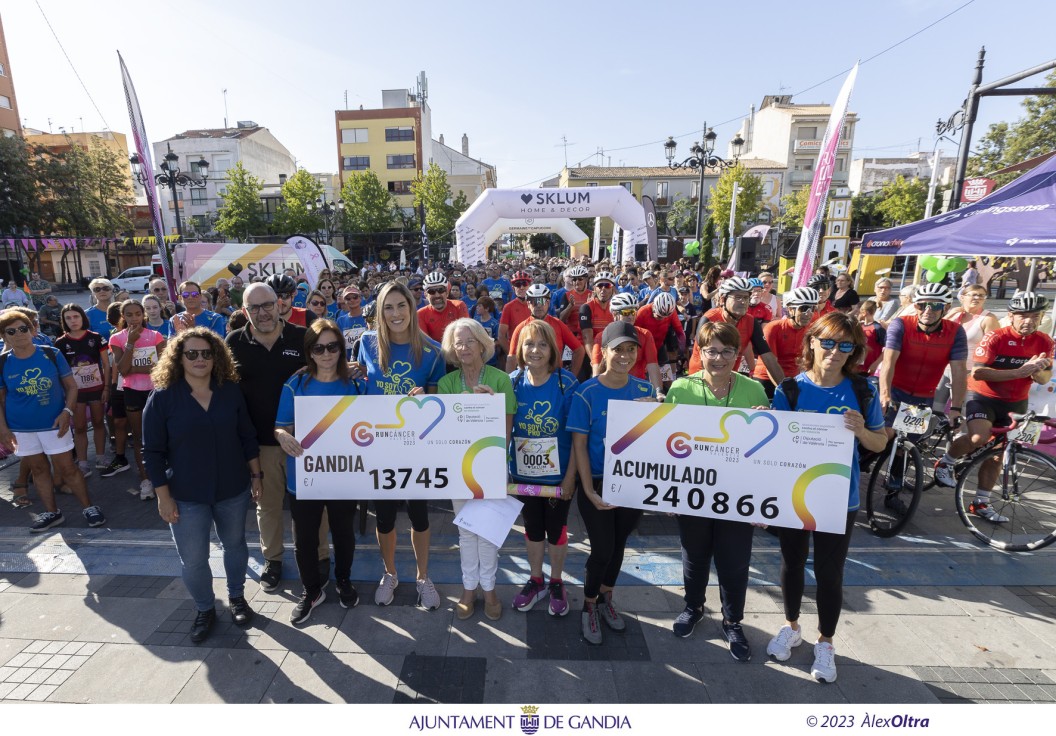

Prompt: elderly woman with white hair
[{"left": 437, "top": 318, "right": 516, "bottom": 621}]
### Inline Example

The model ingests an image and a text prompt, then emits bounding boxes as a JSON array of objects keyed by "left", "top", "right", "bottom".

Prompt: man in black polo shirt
[{"left": 227, "top": 283, "right": 330, "bottom": 592}]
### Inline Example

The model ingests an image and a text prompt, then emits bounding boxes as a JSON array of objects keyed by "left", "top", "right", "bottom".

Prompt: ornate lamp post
[
  {"left": 308, "top": 197, "right": 344, "bottom": 244},
  {"left": 129, "top": 143, "right": 208, "bottom": 241},
  {"left": 664, "top": 124, "right": 744, "bottom": 244}
]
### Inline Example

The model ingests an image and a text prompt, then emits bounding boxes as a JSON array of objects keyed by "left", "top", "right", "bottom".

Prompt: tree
[
  {"left": 0, "top": 136, "right": 42, "bottom": 236},
  {"left": 875, "top": 175, "right": 928, "bottom": 227},
  {"left": 451, "top": 189, "right": 470, "bottom": 219},
  {"left": 411, "top": 162, "right": 458, "bottom": 241},
  {"left": 528, "top": 232, "right": 554, "bottom": 254},
  {"left": 340, "top": 170, "right": 395, "bottom": 239},
  {"left": 665, "top": 195, "right": 696, "bottom": 236},
  {"left": 778, "top": 187, "right": 811, "bottom": 231},
  {"left": 851, "top": 190, "right": 884, "bottom": 238},
  {"left": 709, "top": 164, "right": 764, "bottom": 244},
  {"left": 82, "top": 138, "right": 133, "bottom": 238},
  {"left": 272, "top": 168, "right": 324, "bottom": 236},
  {"left": 215, "top": 161, "right": 265, "bottom": 242}
]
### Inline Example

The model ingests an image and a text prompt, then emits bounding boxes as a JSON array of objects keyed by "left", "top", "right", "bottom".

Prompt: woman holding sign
[
  {"left": 275, "top": 319, "right": 364, "bottom": 625},
  {"left": 355, "top": 281, "right": 446, "bottom": 611},
  {"left": 567, "top": 321, "right": 654, "bottom": 645},
  {"left": 437, "top": 318, "right": 516, "bottom": 621},
  {"left": 508, "top": 320, "right": 579, "bottom": 618},
  {"left": 54, "top": 304, "right": 111, "bottom": 479},
  {"left": 767, "top": 312, "right": 886, "bottom": 683},
  {"left": 665, "top": 321, "right": 768, "bottom": 661},
  {"left": 108, "top": 300, "right": 167, "bottom": 501}
]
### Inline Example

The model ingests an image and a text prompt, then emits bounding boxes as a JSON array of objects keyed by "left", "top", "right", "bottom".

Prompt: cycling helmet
[
  {"left": 422, "top": 271, "right": 448, "bottom": 288},
  {"left": 784, "top": 287, "right": 820, "bottom": 307},
  {"left": 593, "top": 271, "right": 617, "bottom": 286},
  {"left": 808, "top": 274, "right": 832, "bottom": 291},
  {"left": 525, "top": 283, "right": 551, "bottom": 299},
  {"left": 1008, "top": 291, "right": 1049, "bottom": 314},
  {"left": 265, "top": 274, "right": 296, "bottom": 295},
  {"left": 652, "top": 292, "right": 677, "bottom": 317},
  {"left": 609, "top": 292, "right": 639, "bottom": 312},
  {"left": 912, "top": 282, "right": 953, "bottom": 304},
  {"left": 363, "top": 300, "right": 377, "bottom": 321},
  {"left": 718, "top": 276, "right": 753, "bottom": 296},
  {"left": 511, "top": 270, "right": 532, "bottom": 285},
  {"left": 567, "top": 265, "right": 589, "bottom": 279},
  {"left": 748, "top": 278, "right": 765, "bottom": 289}
]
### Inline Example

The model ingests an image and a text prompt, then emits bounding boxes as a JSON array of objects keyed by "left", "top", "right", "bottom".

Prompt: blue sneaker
[{"left": 672, "top": 605, "right": 703, "bottom": 638}]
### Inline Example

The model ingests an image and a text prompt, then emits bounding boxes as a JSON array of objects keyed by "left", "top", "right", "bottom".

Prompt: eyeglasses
[
  {"left": 528, "top": 297, "right": 549, "bottom": 306},
  {"left": 181, "top": 290, "right": 201, "bottom": 298},
  {"left": 792, "top": 305, "right": 816, "bottom": 313},
  {"left": 965, "top": 294, "right": 985, "bottom": 300},
  {"left": 454, "top": 339, "right": 479, "bottom": 351},
  {"left": 309, "top": 300, "right": 326, "bottom": 307},
  {"left": 320, "top": 284, "right": 333, "bottom": 290},
  {"left": 678, "top": 288, "right": 689, "bottom": 294},
  {"left": 726, "top": 294, "right": 750, "bottom": 302},
  {"left": 571, "top": 277, "right": 587, "bottom": 282},
  {"left": 275, "top": 291, "right": 294, "bottom": 300},
  {"left": 702, "top": 347, "right": 737, "bottom": 359},
  {"left": 513, "top": 282, "right": 531, "bottom": 288},
  {"left": 762, "top": 280, "right": 773, "bottom": 285},
  {"left": 182, "top": 349, "right": 214, "bottom": 361},
  {"left": 595, "top": 283, "right": 614, "bottom": 289},
  {"left": 310, "top": 341, "right": 342, "bottom": 355},
  {"left": 426, "top": 288, "right": 447, "bottom": 296},
  {"left": 916, "top": 302, "right": 946, "bottom": 312},
  {"left": 343, "top": 294, "right": 361, "bottom": 301},
  {"left": 613, "top": 308, "right": 637, "bottom": 318},
  {"left": 3, "top": 325, "right": 30, "bottom": 336},
  {"left": 245, "top": 301, "right": 276, "bottom": 313},
  {"left": 92, "top": 286, "right": 112, "bottom": 293},
  {"left": 151, "top": 286, "right": 167, "bottom": 293},
  {"left": 411, "top": 287, "right": 423, "bottom": 292},
  {"left": 815, "top": 338, "right": 855, "bottom": 353}
]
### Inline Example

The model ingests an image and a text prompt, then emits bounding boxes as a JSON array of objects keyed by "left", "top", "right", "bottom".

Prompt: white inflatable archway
[
  {"left": 456, "top": 187, "right": 647, "bottom": 264},
  {"left": 481, "top": 218, "right": 591, "bottom": 259}
]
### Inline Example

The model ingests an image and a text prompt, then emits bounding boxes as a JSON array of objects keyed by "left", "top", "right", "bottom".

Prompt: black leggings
[
  {"left": 576, "top": 478, "right": 642, "bottom": 599},
  {"left": 677, "top": 515, "right": 754, "bottom": 622},
  {"left": 374, "top": 499, "right": 430, "bottom": 534},
  {"left": 290, "top": 496, "right": 358, "bottom": 596},
  {"left": 520, "top": 495, "right": 571, "bottom": 545},
  {"left": 777, "top": 510, "right": 856, "bottom": 638}
]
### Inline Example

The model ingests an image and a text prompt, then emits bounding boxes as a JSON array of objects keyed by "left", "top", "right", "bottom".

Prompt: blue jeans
[{"left": 169, "top": 490, "right": 251, "bottom": 612}]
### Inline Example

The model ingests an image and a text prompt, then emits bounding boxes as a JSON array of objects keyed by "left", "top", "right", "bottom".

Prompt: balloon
[
  {"left": 919, "top": 255, "right": 939, "bottom": 271},
  {"left": 935, "top": 257, "right": 951, "bottom": 272},
  {"left": 926, "top": 270, "right": 945, "bottom": 283},
  {"left": 947, "top": 257, "right": 969, "bottom": 272},
  {"left": 684, "top": 241, "right": 700, "bottom": 256}
]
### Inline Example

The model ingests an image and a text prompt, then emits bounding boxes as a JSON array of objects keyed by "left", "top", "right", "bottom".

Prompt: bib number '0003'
[{"left": 515, "top": 437, "right": 560, "bottom": 478}]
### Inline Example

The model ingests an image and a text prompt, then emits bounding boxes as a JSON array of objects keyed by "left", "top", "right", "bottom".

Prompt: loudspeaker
[
  {"left": 740, "top": 237, "right": 759, "bottom": 271},
  {"left": 634, "top": 243, "right": 648, "bottom": 262}
]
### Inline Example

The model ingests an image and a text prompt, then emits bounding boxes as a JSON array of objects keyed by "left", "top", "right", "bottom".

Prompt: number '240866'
[{"left": 642, "top": 483, "right": 778, "bottom": 518}]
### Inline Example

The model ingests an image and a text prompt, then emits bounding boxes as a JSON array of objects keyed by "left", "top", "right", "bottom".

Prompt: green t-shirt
[
  {"left": 437, "top": 363, "right": 517, "bottom": 414},
  {"left": 665, "top": 371, "right": 768, "bottom": 409}
]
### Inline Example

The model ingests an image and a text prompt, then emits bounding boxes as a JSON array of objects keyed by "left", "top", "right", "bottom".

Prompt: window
[
  {"left": 190, "top": 188, "right": 207, "bottom": 204},
  {"left": 385, "top": 126, "right": 415, "bottom": 142},
  {"left": 795, "top": 158, "right": 813, "bottom": 171},
  {"left": 619, "top": 181, "right": 632, "bottom": 192},
  {"left": 341, "top": 127, "right": 369, "bottom": 144},
  {"left": 89, "top": 260, "right": 102, "bottom": 277},
  {"left": 585, "top": 182, "right": 598, "bottom": 187},
  {"left": 212, "top": 157, "right": 231, "bottom": 178},
  {"left": 388, "top": 180, "right": 413, "bottom": 194},
  {"left": 798, "top": 126, "right": 817, "bottom": 140},
  {"left": 0, "top": 95, "right": 10, "bottom": 110},
  {"left": 690, "top": 181, "right": 699, "bottom": 199},
  {"left": 387, "top": 154, "right": 415, "bottom": 169},
  {"left": 343, "top": 156, "right": 370, "bottom": 171},
  {"left": 836, "top": 157, "right": 845, "bottom": 172},
  {"left": 656, "top": 181, "right": 669, "bottom": 201},
  {"left": 0, "top": 63, "right": 5, "bottom": 76},
  {"left": 190, "top": 160, "right": 207, "bottom": 178}
]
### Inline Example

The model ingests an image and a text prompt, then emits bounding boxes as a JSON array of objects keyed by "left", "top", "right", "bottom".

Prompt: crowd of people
[{"left": 2, "top": 253, "right": 1052, "bottom": 685}]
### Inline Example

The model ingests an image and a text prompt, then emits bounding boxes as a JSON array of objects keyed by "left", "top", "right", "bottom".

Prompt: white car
[{"left": 110, "top": 266, "right": 155, "bottom": 294}]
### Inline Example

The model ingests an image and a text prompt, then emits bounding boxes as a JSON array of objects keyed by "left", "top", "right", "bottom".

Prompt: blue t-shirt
[
  {"left": 356, "top": 330, "right": 446, "bottom": 395},
  {"left": 336, "top": 314, "right": 368, "bottom": 359},
  {"left": 326, "top": 302, "right": 340, "bottom": 320},
  {"left": 460, "top": 295, "right": 477, "bottom": 316},
  {"left": 509, "top": 368, "right": 579, "bottom": 485},
  {"left": 646, "top": 286, "right": 678, "bottom": 304},
  {"left": 276, "top": 373, "right": 363, "bottom": 493},
  {"left": 567, "top": 375, "right": 654, "bottom": 477},
  {"left": 85, "top": 306, "right": 113, "bottom": 342},
  {"left": 772, "top": 373, "right": 884, "bottom": 512},
  {"left": 0, "top": 346, "right": 73, "bottom": 432},
  {"left": 146, "top": 320, "right": 175, "bottom": 339},
  {"left": 482, "top": 277, "right": 512, "bottom": 305},
  {"left": 168, "top": 309, "right": 227, "bottom": 336},
  {"left": 474, "top": 314, "right": 501, "bottom": 367},
  {"left": 549, "top": 287, "right": 567, "bottom": 317},
  {"left": 293, "top": 289, "right": 308, "bottom": 308},
  {"left": 32, "top": 333, "right": 53, "bottom": 347}
]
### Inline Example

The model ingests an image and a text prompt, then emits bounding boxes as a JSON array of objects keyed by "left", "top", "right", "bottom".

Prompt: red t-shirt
[
  {"left": 508, "top": 314, "right": 582, "bottom": 359},
  {"left": 752, "top": 318, "right": 808, "bottom": 381},
  {"left": 886, "top": 315, "right": 967, "bottom": 397},
  {"left": 590, "top": 326, "right": 658, "bottom": 380},
  {"left": 499, "top": 299, "right": 532, "bottom": 333},
  {"left": 861, "top": 321, "right": 885, "bottom": 374},
  {"left": 968, "top": 325, "right": 1055, "bottom": 402},
  {"left": 687, "top": 308, "right": 766, "bottom": 374},
  {"left": 417, "top": 299, "right": 469, "bottom": 343},
  {"left": 634, "top": 305, "right": 686, "bottom": 356},
  {"left": 747, "top": 302, "right": 773, "bottom": 323},
  {"left": 286, "top": 307, "right": 309, "bottom": 327},
  {"left": 579, "top": 299, "right": 614, "bottom": 342},
  {"left": 561, "top": 288, "right": 592, "bottom": 339}
]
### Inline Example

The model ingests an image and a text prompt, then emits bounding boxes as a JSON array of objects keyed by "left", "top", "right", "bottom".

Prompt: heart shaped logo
[
  {"left": 694, "top": 410, "right": 779, "bottom": 458},
  {"left": 376, "top": 395, "right": 446, "bottom": 438},
  {"left": 227, "top": 262, "right": 244, "bottom": 276},
  {"left": 24, "top": 367, "right": 41, "bottom": 381},
  {"left": 528, "top": 401, "right": 552, "bottom": 424},
  {"left": 520, "top": 193, "right": 533, "bottom": 204},
  {"left": 389, "top": 361, "right": 412, "bottom": 378}
]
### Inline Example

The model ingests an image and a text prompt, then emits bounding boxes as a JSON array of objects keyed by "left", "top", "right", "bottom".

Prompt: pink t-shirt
[{"left": 108, "top": 328, "right": 165, "bottom": 392}]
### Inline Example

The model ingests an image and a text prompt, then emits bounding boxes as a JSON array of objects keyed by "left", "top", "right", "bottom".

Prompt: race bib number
[
  {"left": 1010, "top": 419, "right": 1043, "bottom": 446},
  {"left": 132, "top": 346, "right": 158, "bottom": 369},
  {"left": 515, "top": 436, "right": 560, "bottom": 478},
  {"left": 561, "top": 346, "right": 573, "bottom": 362},
  {"left": 72, "top": 363, "right": 103, "bottom": 390},
  {"left": 489, "top": 287, "right": 504, "bottom": 300},
  {"left": 344, "top": 326, "right": 365, "bottom": 350},
  {"left": 892, "top": 403, "right": 931, "bottom": 435}
]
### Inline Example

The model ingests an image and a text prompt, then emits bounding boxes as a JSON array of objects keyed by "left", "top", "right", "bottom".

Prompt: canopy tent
[
  {"left": 480, "top": 218, "right": 591, "bottom": 258},
  {"left": 861, "top": 153, "right": 1056, "bottom": 257}
]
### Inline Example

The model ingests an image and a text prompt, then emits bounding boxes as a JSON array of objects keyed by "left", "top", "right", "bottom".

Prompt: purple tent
[{"left": 861, "top": 154, "right": 1056, "bottom": 256}]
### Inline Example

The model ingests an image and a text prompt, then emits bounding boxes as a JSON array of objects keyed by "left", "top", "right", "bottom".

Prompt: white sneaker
[
  {"left": 766, "top": 624, "right": 803, "bottom": 661},
  {"left": 811, "top": 641, "right": 838, "bottom": 683},
  {"left": 95, "top": 454, "right": 113, "bottom": 471},
  {"left": 934, "top": 460, "right": 957, "bottom": 488},
  {"left": 416, "top": 578, "right": 441, "bottom": 611},
  {"left": 972, "top": 501, "right": 1009, "bottom": 523},
  {"left": 77, "top": 460, "right": 92, "bottom": 479},
  {"left": 374, "top": 572, "right": 398, "bottom": 606},
  {"left": 139, "top": 479, "right": 155, "bottom": 501}
]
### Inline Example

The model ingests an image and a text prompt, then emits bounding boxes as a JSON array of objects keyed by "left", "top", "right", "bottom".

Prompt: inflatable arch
[
  {"left": 480, "top": 218, "right": 591, "bottom": 259},
  {"left": 455, "top": 187, "right": 648, "bottom": 264}
]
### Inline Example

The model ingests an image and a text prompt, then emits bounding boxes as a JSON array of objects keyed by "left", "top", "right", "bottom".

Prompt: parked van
[
  {"left": 111, "top": 265, "right": 155, "bottom": 293},
  {"left": 153, "top": 242, "right": 356, "bottom": 289}
]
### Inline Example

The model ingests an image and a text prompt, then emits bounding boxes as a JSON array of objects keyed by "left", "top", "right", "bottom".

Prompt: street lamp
[
  {"left": 308, "top": 197, "right": 344, "bottom": 244},
  {"left": 663, "top": 123, "right": 744, "bottom": 245},
  {"left": 129, "top": 143, "right": 208, "bottom": 241}
]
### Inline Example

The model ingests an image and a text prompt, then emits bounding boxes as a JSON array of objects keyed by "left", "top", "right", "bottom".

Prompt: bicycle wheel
[
  {"left": 955, "top": 446, "right": 1056, "bottom": 551},
  {"left": 917, "top": 417, "right": 951, "bottom": 491},
  {"left": 866, "top": 439, "right": 923, "bottom": 537}
]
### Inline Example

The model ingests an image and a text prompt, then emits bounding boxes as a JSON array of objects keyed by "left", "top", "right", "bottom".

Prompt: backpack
[{"left": 778, "top": 373, "right": 875, "bottom": 416}]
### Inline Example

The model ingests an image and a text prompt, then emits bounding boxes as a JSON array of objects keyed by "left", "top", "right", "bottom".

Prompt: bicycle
[
  {"left": 950, "top": 410, "right": 1056, "bottom": 551},
  {"left": 917, "top": 412, "right": 954, "bottom": 491},
  {"left": 865, "top": 403, "right": 927, "bottom": 537}
]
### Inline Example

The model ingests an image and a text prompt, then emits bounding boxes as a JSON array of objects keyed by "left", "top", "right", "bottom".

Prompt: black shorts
[
  {"left": 964, "top": 391, "right": 1028, "bottom": 429},
  {"left": 77, "top": 388, "right": 104, "bottom": 404},
  {"left": 883, "top": 387, "right": 934, "bottom": 429},
  {"left": 109, "top": 385, "right": 126, "bottom": 420},
  {"left": 373, "top": 499, "right": 430, "bottom": 534},
  {"left": 123, "top": 388, "right": 152, "bottom": 412},
  {"left": 519, "top": 495, "right": 572, "bottom": 545}
]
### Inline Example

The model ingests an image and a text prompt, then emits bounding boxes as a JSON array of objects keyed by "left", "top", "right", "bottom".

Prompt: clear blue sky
[{"left": 2, "top": 0, "right": 1053, "bottom": 189}]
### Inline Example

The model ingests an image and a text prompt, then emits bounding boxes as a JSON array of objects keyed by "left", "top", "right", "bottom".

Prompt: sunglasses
[
  {"left": 513, "top": 281, "right": 531, "bottom": 288},
  {"left": 151, "top": 287, "right": 167, "bottom": 293},
  {"left": 246, "top": 301, "right": 276, "bottom": 313},
  {"left": 815, "top": 338, "right": 855, "bottom": 353},
  {"left": 181, "top": 290, "right": 201, "bottom": 298},
  {"left": 310, "top": 341, "right": 342, "bottom": 355},
  {"left": 411, "top": 287, "right": 423, "bottom": 292},
  {"left": 426, "top": 288, "right": 447, "bottom": 296},
  {"left": 595, "top": 283, "right": 614, "bottom": 289},
  {"left": 182, "top": 349, "right": 214, "bottom": 361},
  {"left": 275, "top": 291, "right": 294, "bottom": 300},
  {"left": 4, "top": 325, "right": 30, "bottom": 336},
  {"left": 343, "top": 295, "right": 361, "bottom": 301},
  {"left": 92, "top": 286, "right": 112, "bottom": 293},
  {"left": 916, "top": 302, "right": 946, "bottom": 312},
  {"left": 792, "top": 305, "right": 816, "bottom": 313},
  {"left": 613, "top": 308, "right": 637, "bottom": 317},
  {"left": 678, "top": 288, "right": 689, "bottom": 294},
  {"left": 528, "top": 297, "right": 549, "bottom": 305},
  {"left": 571, "top": 277, "right": 587, "bottom": 282},
  {"left": 309, "top": 300, "right": 326, "bottom": 307}
]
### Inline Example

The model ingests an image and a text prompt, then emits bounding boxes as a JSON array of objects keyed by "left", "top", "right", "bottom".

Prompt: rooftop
[{"left": 165, "top": 125, "right": 262, "bottom": 141}]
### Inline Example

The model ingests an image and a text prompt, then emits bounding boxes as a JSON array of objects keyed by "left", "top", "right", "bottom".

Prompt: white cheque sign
[
  {"left": 602, "top": 401, "right": 856, "bottom": 533},
  {"left": 293, "top": 394, "right": 508, "bottom": 500}
]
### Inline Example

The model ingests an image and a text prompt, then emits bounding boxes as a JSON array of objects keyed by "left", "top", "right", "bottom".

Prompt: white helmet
[
  {"left": 422, "top": 271, "right": 448, "bottom": 288},
  {"left": 913, "top": 282, "right": 953, "bottom": 304},
  {"left": 784, "top": 287, "right": 820, "bottom": 307},
  {"left": 567, "top": 265, "right": 589, "bottom": 279},
  {"left": 526, "top": 283, "right": 550, "bottom": 299},
  {"left": 652, "top": 292, "right": 677, "bottom": 317},
  {"left": 1008, "top": 291, "right": 1049, "bottom": 314},
  {"left": 593, "top": 271, "right": 617, "bottom": 286},
  {"left": 609, "top": 292, "right": 639, "bottom": 312},
  {"left": 719, "top": 276, "right": 753, "bottom": 296}
]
